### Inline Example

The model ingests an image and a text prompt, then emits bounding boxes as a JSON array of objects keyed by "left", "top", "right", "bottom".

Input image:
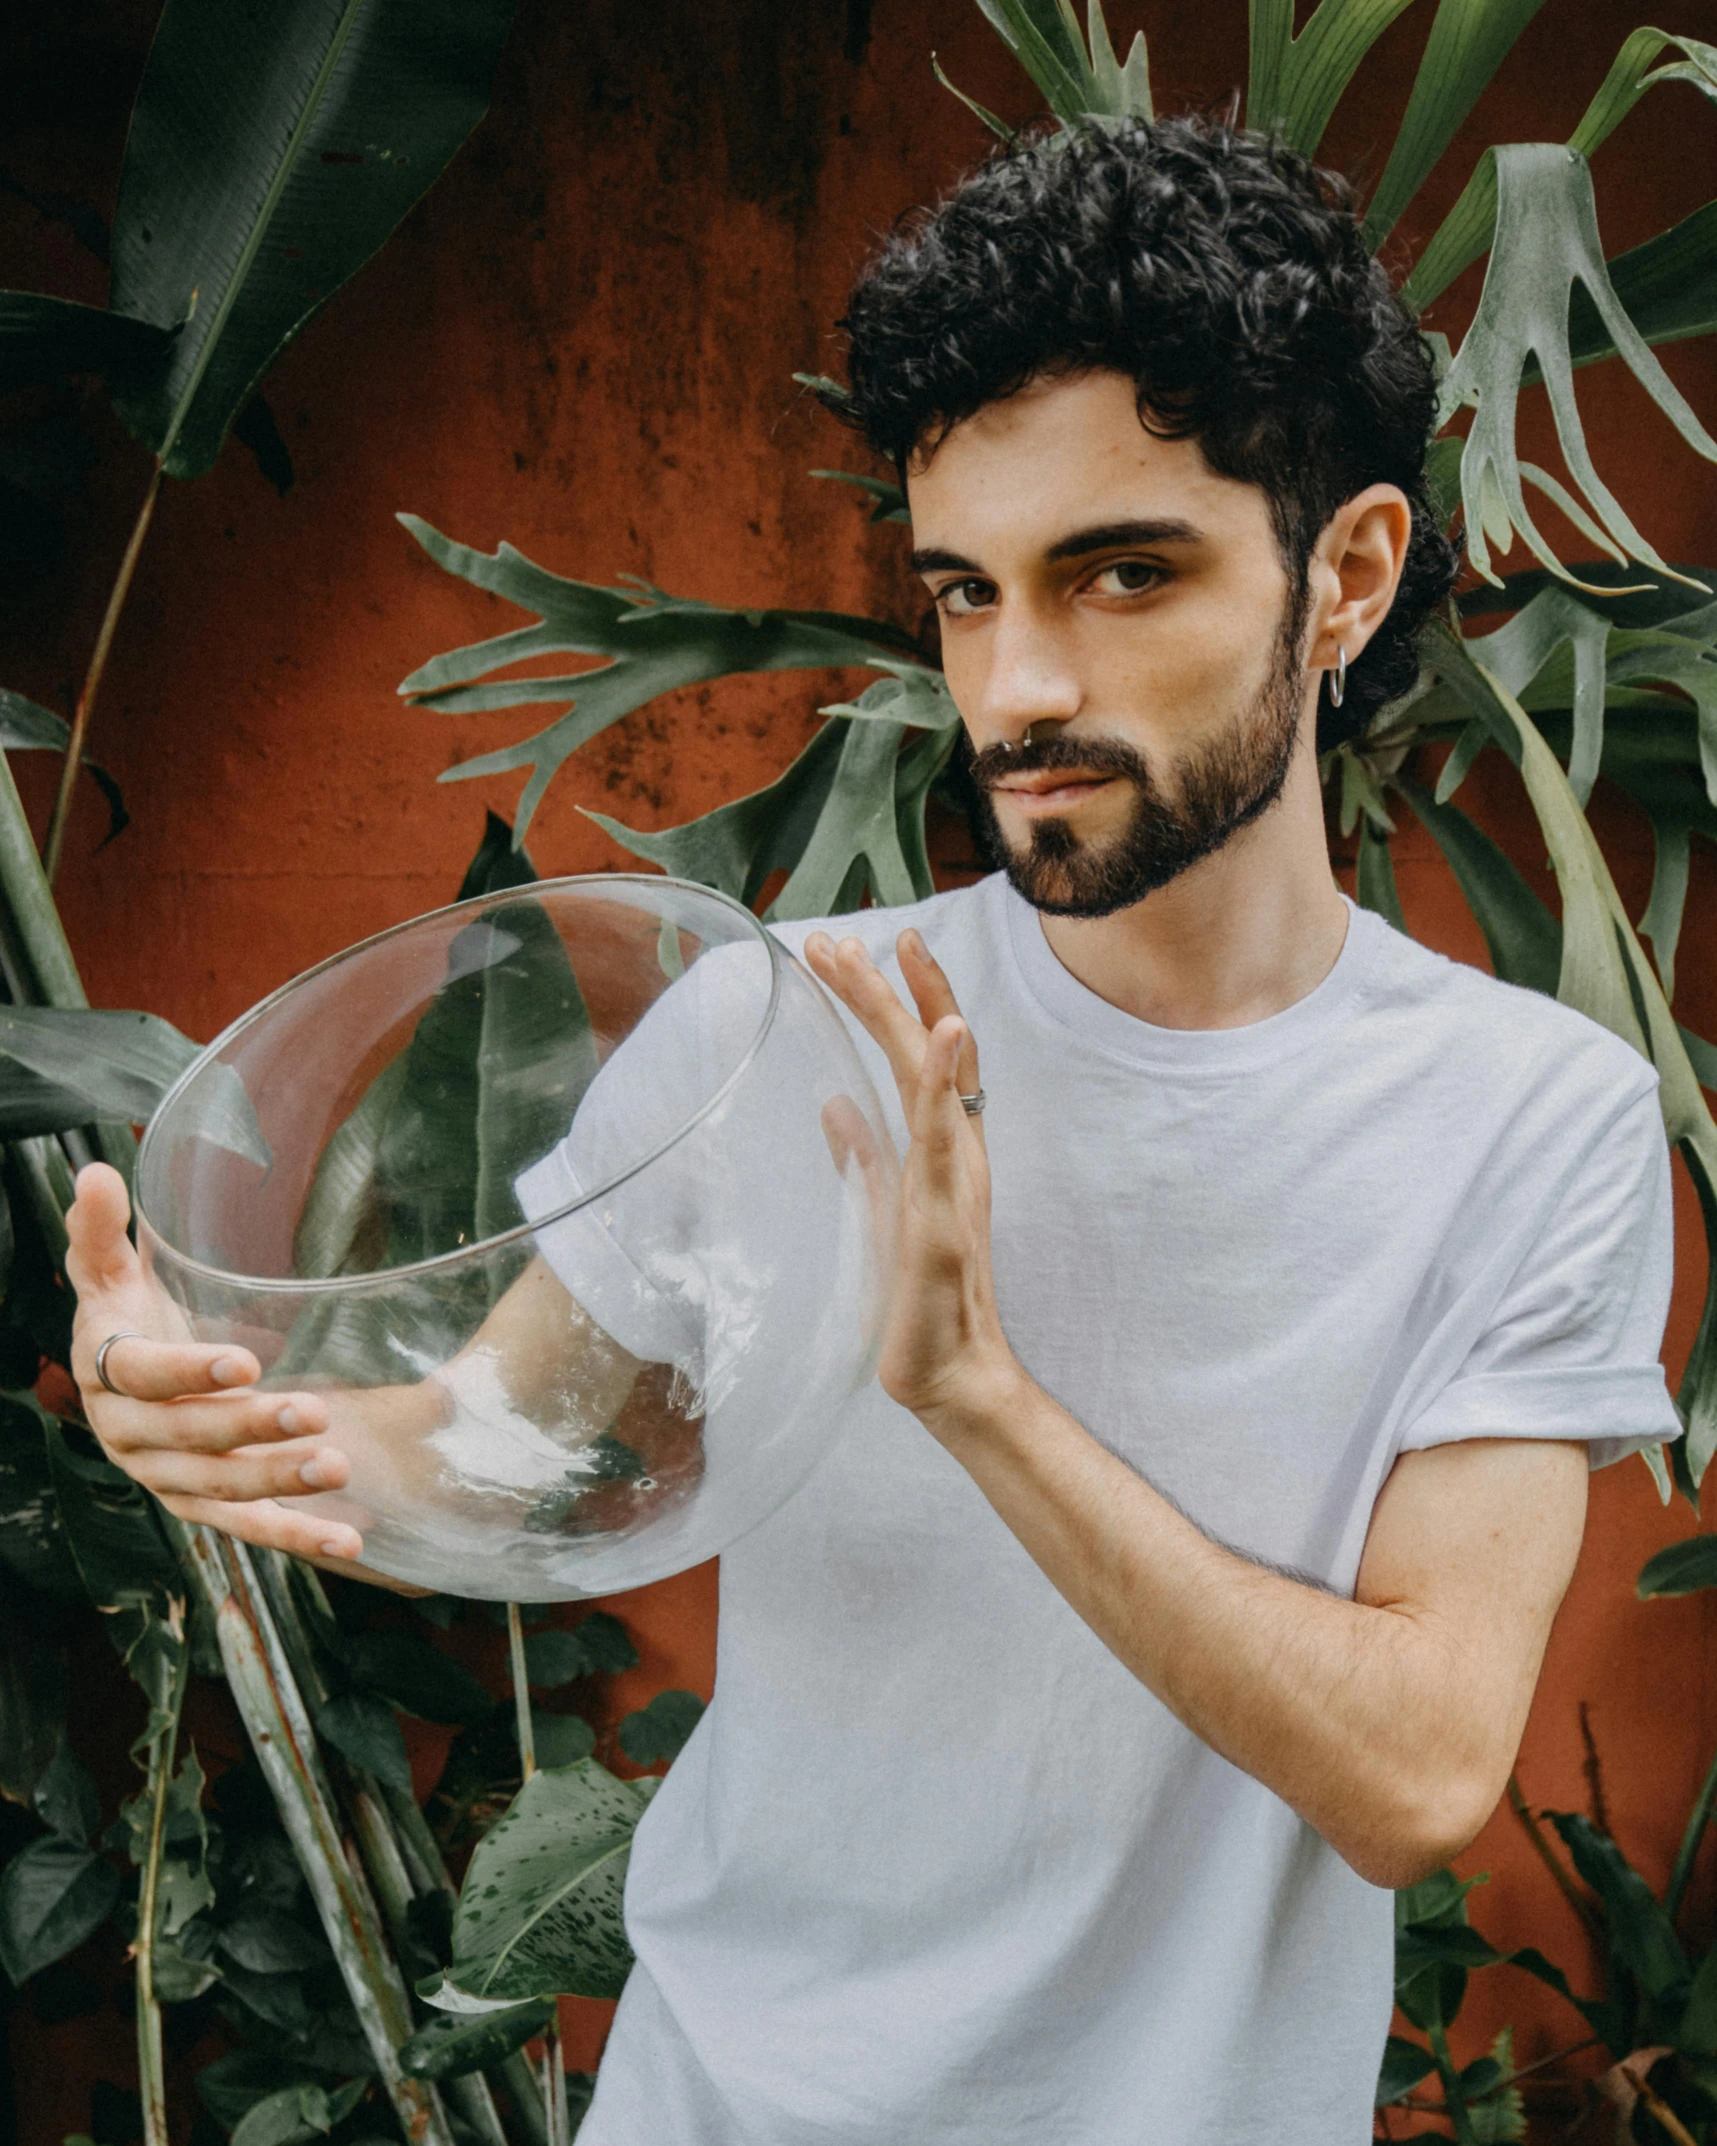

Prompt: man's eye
[
  {"left": 938, "top": 579, "right": 995, "bottom": 617},
  {"left": 1092, "top": 561, "right": 1161, "bottom": 596}
]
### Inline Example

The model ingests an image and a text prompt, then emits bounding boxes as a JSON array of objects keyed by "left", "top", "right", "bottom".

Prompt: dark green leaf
[
  {"left": 1565, "top": 201, "right": 1717, "bottom": 372},
  {"left": 810, "top": 470, "right": 909, "bottom": 524},
  {"left": 1355, "top": 821, "right": 1406, "bottom": 931},
  {"left": 1547, "top": 1812, "right": 1689, "bottom": 2011},
  {"left": 521, "top": 1629, "right": 595, "bottom": 1688},
  {"left": 231, "top": 395, "right": 294, "bottom": 496},
  {"left": 219, "top": 1960, "right": 315, "bottom": 2036},
  {"left": 398, "top": 1997, "right": 554, "bottom": 2079},
  {"left": 973, "top": 0, "right": 1101, "bottom": 125},
  {"left": 345, "top": 1631, "right": 494, "bottom": 1726},
  {"left": 1637, "top": 1534, "right": 1717, "bottom": 1598},
  {"left": 0, "top": 292, "right": 169, "bottom": 395},
  {"left": 531, "top": 1712, "right": 595, "bottom": 1770},
  {"left": 218, "top": 1910, "right": 329, "bottom": 1975},
  {"left": 438, "top": 1759, "right": 647, "bottom": 2001},
  {"left": 42, "top": 1418, "right": 181, "bottom": 1611},
  {"left": 110, "top": 0, "right": 517, "bottom": 478},
  {"left": 229, "top": 2084, "right": 324, "bottom": 2146},
  {"left": 0, "top": 1390, "right": 82, "bottom": 1599},
  {"left": 565, "top": 1612, "right": 637, "bottom": 1677},
  {"left": 457, "top": 811, "right": 539, "bottom": 902},
  {"left": 0, "top": 1007, "right": 264, "bottom": 1162},
  {"left": 32, "top": 1740, "right": 97, "bottom": 1847},
  {"left": 617, "top": 1691, "right": 704, "bottom": 1769},
  {"left": 314, "top": 1691, "right": 411, "bottom": 1793},
  {"left": 0, "top": 1834, "right": 121, "bottom": 1983},
  {"left": 400, "top": 515, "right": 917, "bottom": 840},
  {"left": 1247, "top": 0, "right": 1419, "bottom": 161},
  {"left": 1377, "top": 2034, "right": 1436, "bottom": 2105},
  {"left": 0, "top": 1584, "right": 65, "bottom": 1805},
  {"left": 1396, "top": 780, "right": 1562, "bottom": 994}
]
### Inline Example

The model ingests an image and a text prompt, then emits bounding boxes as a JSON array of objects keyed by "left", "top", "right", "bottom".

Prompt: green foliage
[
  {"left": 616, "top": 1691, "right": 705, "bottom": 1770},
  {"left": 399, "top": 1998, "right": 556, "bottom": 2081},
  {"left": 430, "top": 1759, "right": 648, "bottom": 2004}
]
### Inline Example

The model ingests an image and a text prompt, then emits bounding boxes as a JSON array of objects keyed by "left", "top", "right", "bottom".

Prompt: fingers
[
  {"left": 913, "top": 1016, "right": 971, "bottom": 1170},
  {"left": 898, "top": 930, "right": 980, "bottom": 1102},
  {"left": 804, "top": 932, "right": 926, "bottom": 1093},
  {"left": 64, "top": 1163, "right": 139, "bottom": 1295},
  {"left": 96, "top": 1385, "right": 330, "bottom": 1459},
  {"left": 78, "top": 1332, "right": 262, "bottom": 1404},
  {"left": 137, "top": 1435, "right": 350, "bottom": 1507},
  {"left": 153, "top": 1491, "right": 363, "bottom": 1563},
  {"left": 821, "top": 1095, "right": 898, "bottom": 1233}
]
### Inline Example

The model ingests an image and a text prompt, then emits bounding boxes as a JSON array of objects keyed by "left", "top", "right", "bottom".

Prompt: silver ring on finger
[
  {"left": 958, "top": 1088, "right": 986, "bottom": 1117},
  {"left": 94, "top": 1329, "right": 148, "bottom": 1398}
]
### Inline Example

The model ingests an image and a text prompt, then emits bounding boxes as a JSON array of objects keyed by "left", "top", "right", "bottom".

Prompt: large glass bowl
[{"left": 134, "top": 875, "right": 898, "bottom": 1599}]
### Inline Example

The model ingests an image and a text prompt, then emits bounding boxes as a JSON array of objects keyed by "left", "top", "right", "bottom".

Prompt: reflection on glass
[{"left": 136, "top": 877, "right": 898, "bottom": 1598}]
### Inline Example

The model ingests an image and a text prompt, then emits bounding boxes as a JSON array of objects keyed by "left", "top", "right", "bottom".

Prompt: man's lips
[{"left": 988, "top": 771, "right": 1120, "bottom": 814}]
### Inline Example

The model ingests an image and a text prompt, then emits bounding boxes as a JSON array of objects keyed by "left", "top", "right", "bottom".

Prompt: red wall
[{"left": 8, "top": 0, "right": 1717, "bottom": 2132}]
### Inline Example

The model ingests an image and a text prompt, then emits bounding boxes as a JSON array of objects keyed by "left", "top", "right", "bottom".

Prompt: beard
[{"left": 966, "top": 580, "right": 1311, "bottom": 920}]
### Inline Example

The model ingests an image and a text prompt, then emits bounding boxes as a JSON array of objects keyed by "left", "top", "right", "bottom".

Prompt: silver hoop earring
[{"left": 1328, "top": 645, "right": 1347, "bottom": 709}]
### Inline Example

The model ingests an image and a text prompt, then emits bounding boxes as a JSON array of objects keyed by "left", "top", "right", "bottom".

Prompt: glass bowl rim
[{"left": 134, "top": 872, "right": 788, "bottom": 1297}]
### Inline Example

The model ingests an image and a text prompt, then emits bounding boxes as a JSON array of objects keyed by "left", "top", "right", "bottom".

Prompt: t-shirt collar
[{"left": 995, "top": 873, "right": 1380, "bottom": 1073}]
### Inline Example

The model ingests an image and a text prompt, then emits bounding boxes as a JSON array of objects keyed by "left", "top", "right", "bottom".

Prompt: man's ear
[{"left": 1308, "top": 486, "right": 1412, "bottom": 671}]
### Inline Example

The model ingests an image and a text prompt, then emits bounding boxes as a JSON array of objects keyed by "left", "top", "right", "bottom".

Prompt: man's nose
[{"left": 970, "top": 612, "right": 1082, "bottom": 753}]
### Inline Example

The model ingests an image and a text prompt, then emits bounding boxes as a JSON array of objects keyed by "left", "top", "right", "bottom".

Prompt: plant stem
[
  {"left": 171, "top": 1524, "right": 456, "bottom": 2146},
  {"left": 1668, "top": 1735, "right": 1717, "bottom": 1924},
  {"left": 508, "top": 1603, "right": 535, "bottom": 1780},
  {"left": 134, "top": 1618, "right": 190, "bottom": 2146},
  {"left": 1426, "top": 2019, "right": 1480, "bottom": 2146},
  {"left": 44, "top": 464, "right": 161, "bottom": 887}
]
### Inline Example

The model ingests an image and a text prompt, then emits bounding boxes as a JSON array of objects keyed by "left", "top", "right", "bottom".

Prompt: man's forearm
[{"left": 922, "top": 1364, "right": 1546, "bottom": 1888}]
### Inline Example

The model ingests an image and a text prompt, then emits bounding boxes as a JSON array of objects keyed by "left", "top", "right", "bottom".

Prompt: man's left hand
[{"left": 804, "top": 927, "right": 1020, "bottom": 1429}]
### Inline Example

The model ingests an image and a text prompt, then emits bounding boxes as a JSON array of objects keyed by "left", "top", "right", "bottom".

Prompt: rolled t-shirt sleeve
[{"left": 1399, "top": 1080, "right": 1682, "bottom": 1470}]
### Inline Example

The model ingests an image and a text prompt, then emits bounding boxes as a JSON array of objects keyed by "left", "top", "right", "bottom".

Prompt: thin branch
[
  {"left": 1621, "top": 2059, "right": 1699, "bottom": 2146},
  {"left": 44, "top": 463, "right": 161, "bottom": 885},
  {"left": 133, "top": 1611, "right": 190, "bottom": 2146},
  {"left": 1578, "top": 1702, "right": 1612, "bottom": 1836}
]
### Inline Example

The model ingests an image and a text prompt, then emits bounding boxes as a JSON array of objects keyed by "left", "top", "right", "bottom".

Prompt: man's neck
[{"left": 1032, "top": 754, "right": 1350, "bottom": 1031}]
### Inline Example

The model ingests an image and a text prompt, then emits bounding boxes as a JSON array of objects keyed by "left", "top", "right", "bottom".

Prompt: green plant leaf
[
  {"left": 344, "top": 1632, "right": 494, "bottom": 1726},
  {"left": 0, "top": 1390, "right": 82, "bottom": 1600},
  {"left": 1547, "top": 1812, "right": 1689, "bottom": 2016},
  {"left": 1247, "top": 0, "right": 1420, "bottom": 161},
  {"left": 1377, "top": 2033, "right": 1437, "bottom": 2104},
  {"left": 399, "top": 515, "right": 919, "bottom": 841},
  {"left": 456, "top": 810, "right": 539, "bottom": 902},
  {"left": 314, "top": 1692, "right": 411, "bottom": 1795},
  {"left": 110, "top": 0, "right": 516, "bottom": 478},
  {"left": 1437, "top": 145, "right": 1717, "bottom": 589},
  {"left": 0, "top": 293, "right": 170, "bottom": 396},
  {"left": 616, "top": 1690, "right": 705, "bottom": 1768},
  {"left": 0, "top": 690, "right": 127, "bottom": 843},
  {"left": 1084, "top": 1, "right": 1152, "bottom": 120},
  {"left": 1354, "top": 820, "right": 1405, "bottom": 930},
  {"left": 438, "top": 1759, "right": 647, "bottom": 2002},
  {"left": 32, "top": 1740, "right": 98, "bottom": 1848},
  {"left": 810, "top": 470, "right": 909, "bottom": 524},
  {"left": 0, "top": 1583, "right": 66, "bottom": 1806},
  {"left": 398, "top": 1997, "right": 555, "bottom": 2080},
  {"left": 973, "top": 0, "right": 1098, "bottom": 123},
  {"left": 1394, "top": 780, "right": 1562, "bottom": 996},
  {"left": 42, "top": 1419, "right": 181, "bottom": 1612},
  {"left": 1638, "top": 1533, "right": 1717, "bottom": 1597},
  {"left": 0, "top": 1834, "right": 121, "bottom": 1984},
  {"left": 591, "top": 713, "right": 934, "bottom": 920},
  {"left": 531, "top": 1711, "right": 596, "bottom": 1769},
  {"left": 1563, "top": 202, "right": 1717, "bottom": 370},
  {"left": 219, "top": 1910, "right": 331, "bottom": 1976}
]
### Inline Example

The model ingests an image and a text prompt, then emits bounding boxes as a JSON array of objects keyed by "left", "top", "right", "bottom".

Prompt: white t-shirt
[{"left": 535, "top": 874, "right": 1680, "bottom": 2146}]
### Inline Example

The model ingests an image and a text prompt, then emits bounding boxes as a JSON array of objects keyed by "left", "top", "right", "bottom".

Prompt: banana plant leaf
[
  {"left": 1247, "top": 0, "right": 1420, "bottom": 164},
  {"left": 0, "top": 291, "right": 170, "bottom": 396},
  {"left": 399, "top": 516, "right": 924, "bottom": 841},
  {"left": 1437, "top": 144, "right": 1717, "bottom": 589},
  {"left": 0, "top": 1005, "right": 268, "bottom": 1165},
  {"left": 425, "top": 1758, "right": 646, "bottom": 2005},
  {"left": 110, "top": 0, "right": 516, "bottom": 478}
]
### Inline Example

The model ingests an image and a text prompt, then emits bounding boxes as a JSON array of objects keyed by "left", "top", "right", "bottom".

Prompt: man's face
[{"left": 906, "top": 369, "right": 1314, "bottom": 918}]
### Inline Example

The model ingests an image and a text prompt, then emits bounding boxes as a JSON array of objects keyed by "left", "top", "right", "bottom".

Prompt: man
[{"left": 67, "top": 117, "right": 1680, "bottom": 2142}]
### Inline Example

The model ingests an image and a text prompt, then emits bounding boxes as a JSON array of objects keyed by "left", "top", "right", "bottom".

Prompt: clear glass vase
[{"left": 135, "top": 875, "right": 898, "bottom": 1598}]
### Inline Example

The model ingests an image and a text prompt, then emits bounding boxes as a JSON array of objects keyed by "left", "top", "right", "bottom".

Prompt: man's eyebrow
[
  {"left": 909, "top": 518, "right": 1205, "bottom": 578},
  {"left": 1044, "top": 517, "right": 1203, "bottom": 561}
]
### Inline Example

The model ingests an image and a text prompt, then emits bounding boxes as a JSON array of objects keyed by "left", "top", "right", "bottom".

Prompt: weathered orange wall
[{"left": 8, "top": 0, "right": 1717, "bottom": 2132}]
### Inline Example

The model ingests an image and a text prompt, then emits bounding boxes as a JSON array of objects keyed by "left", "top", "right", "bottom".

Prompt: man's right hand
[{"left": 64, "top": 1162, "right": 363, "bottom": 1562}]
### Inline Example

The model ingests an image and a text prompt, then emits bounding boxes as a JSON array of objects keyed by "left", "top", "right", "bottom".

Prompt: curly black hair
[{"left": 826, "top": 115, "right": 1458, "bottom": 749}]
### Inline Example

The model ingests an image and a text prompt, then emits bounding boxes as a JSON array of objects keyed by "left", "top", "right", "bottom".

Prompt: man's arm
[
  {"left": 805, "top": 925, "right": 1589, "bottom": 1890},
  {"left": 933, "top": 1366, "right": 1584, "bottom": 1888}
]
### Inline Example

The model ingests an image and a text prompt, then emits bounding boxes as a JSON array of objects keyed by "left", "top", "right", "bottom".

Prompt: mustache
[{"left": 967, "top": 733, "right": 1152, "bottom": 791}]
